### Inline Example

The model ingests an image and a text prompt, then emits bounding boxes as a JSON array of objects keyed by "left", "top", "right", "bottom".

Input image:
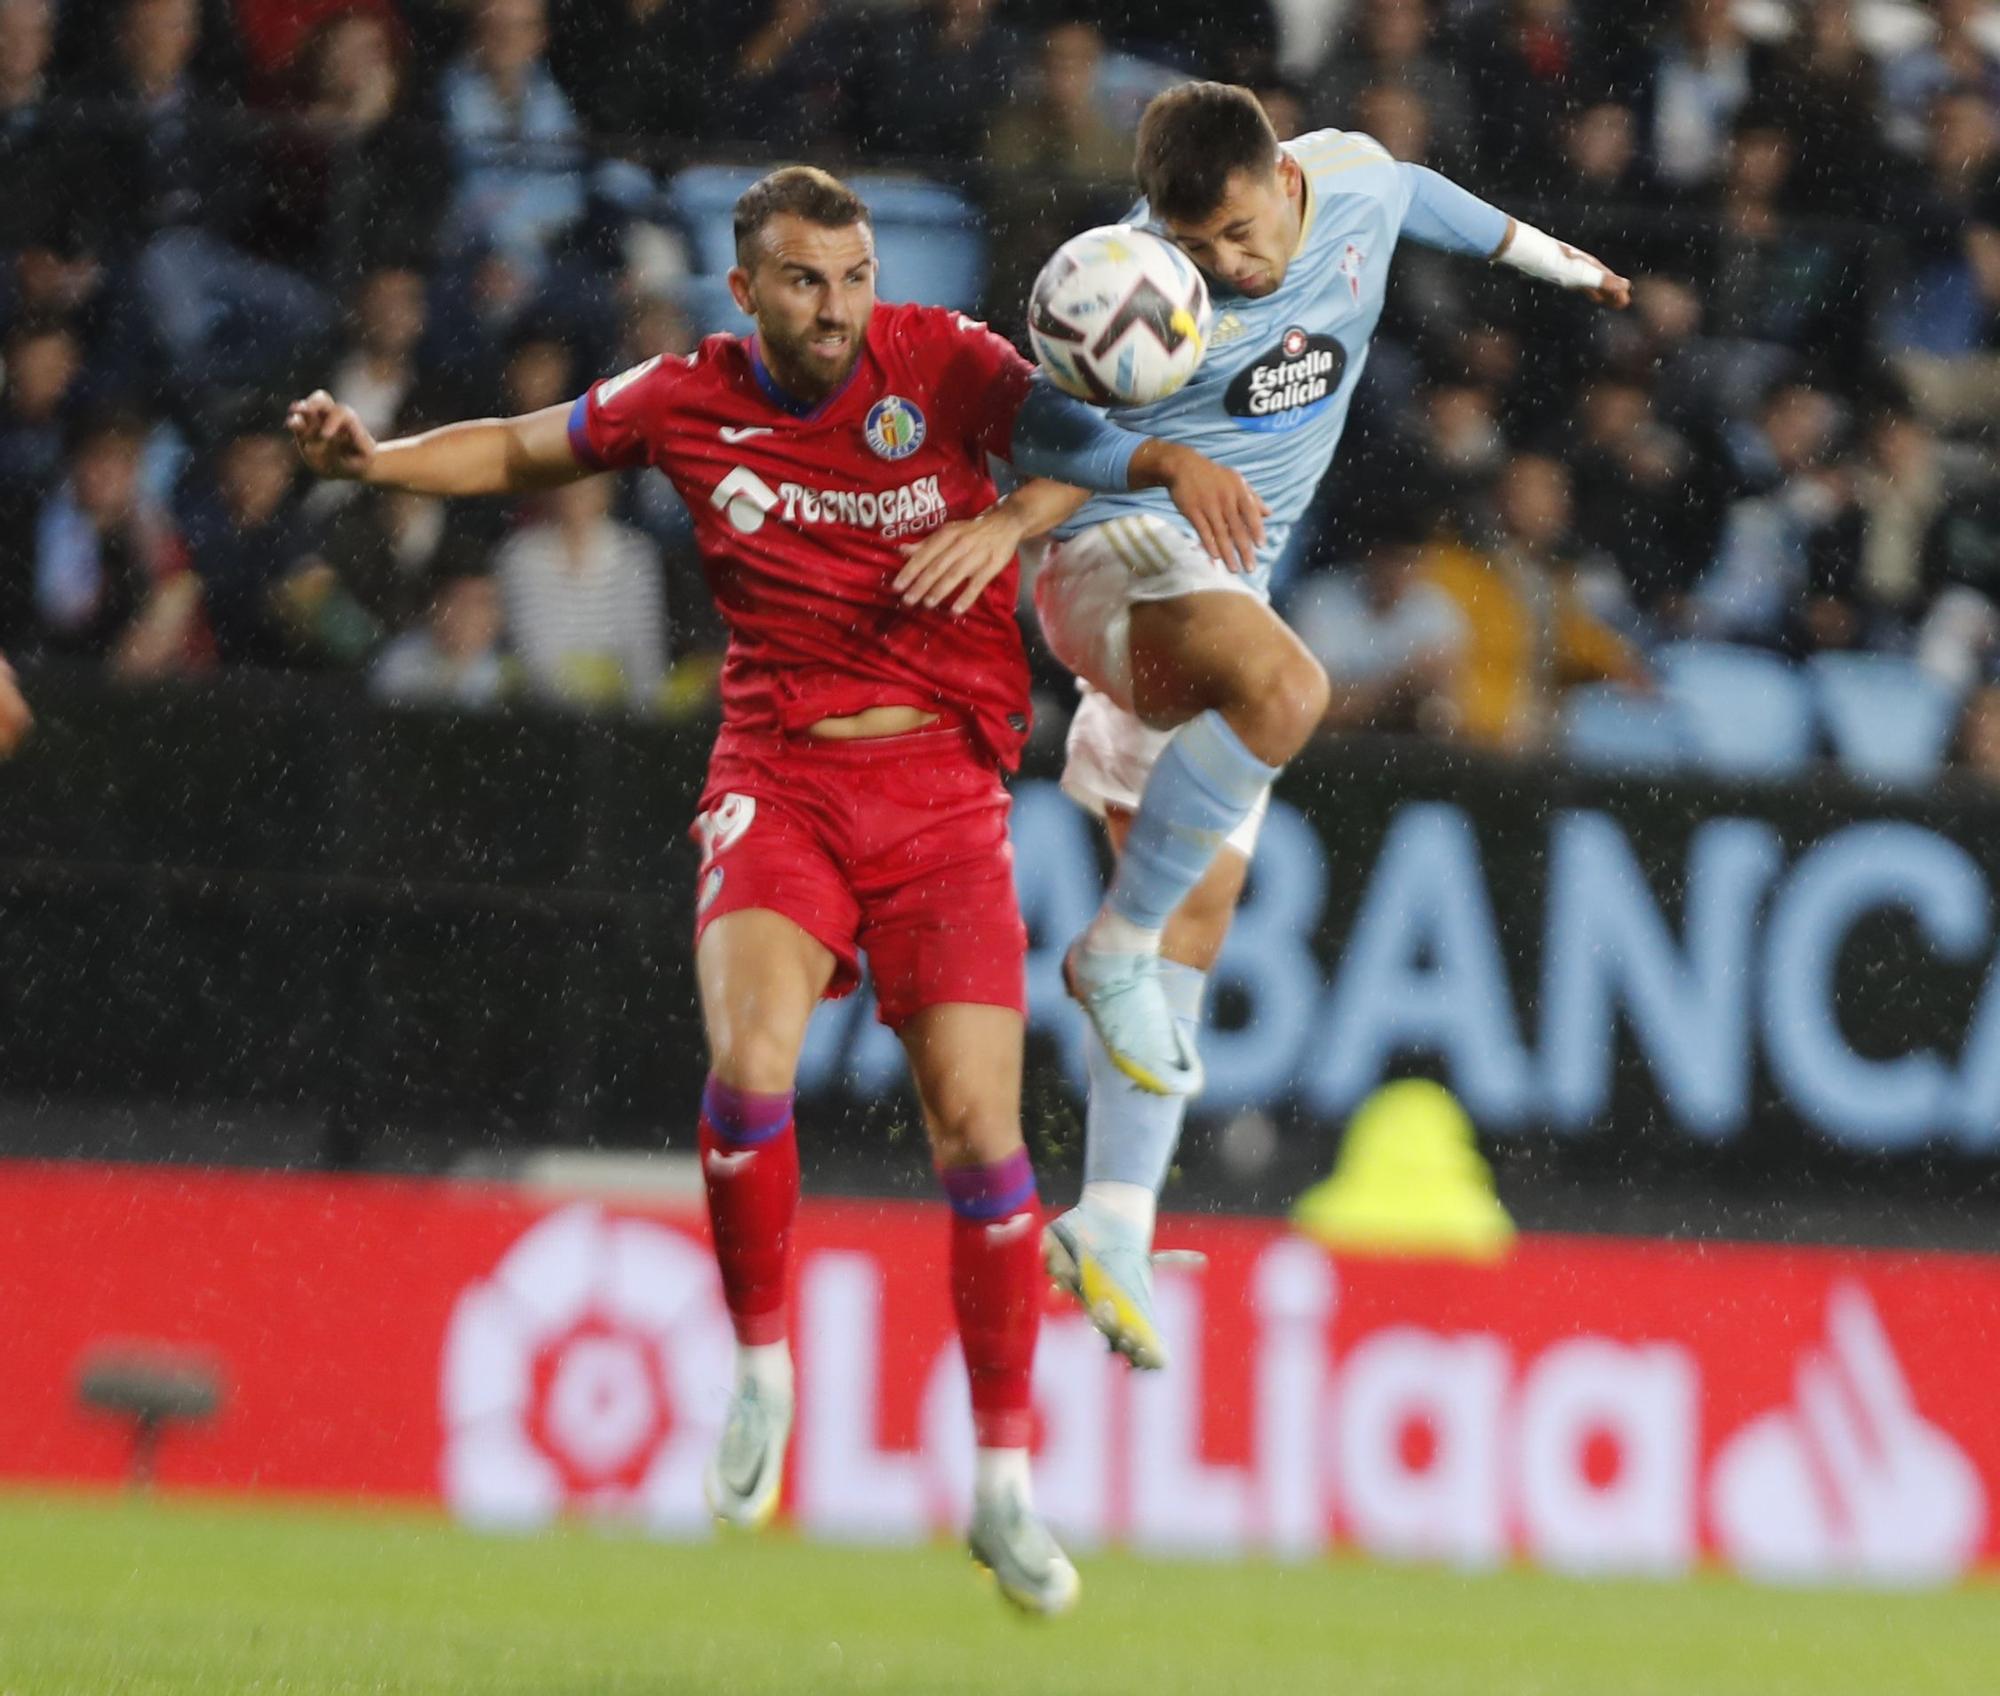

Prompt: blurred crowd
[{"left": 2, "top": 0, "right": 2000, "bottom": 772}]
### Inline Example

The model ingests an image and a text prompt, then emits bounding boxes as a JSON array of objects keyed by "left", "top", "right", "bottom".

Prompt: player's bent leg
[
  {"left": 1068, "top": 593, "right": 1325, "bottom": 1097},
  {"left": 694, "top": 909, "right": 836, "bottom": 1530},
  {"left": 898, "top": 1002, "right": 1079, "bottom": 1618}
]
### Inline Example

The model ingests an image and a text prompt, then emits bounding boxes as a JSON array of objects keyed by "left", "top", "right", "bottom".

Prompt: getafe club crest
[{"left": 864, "top": 395, "right": 926, "bottom": 461}]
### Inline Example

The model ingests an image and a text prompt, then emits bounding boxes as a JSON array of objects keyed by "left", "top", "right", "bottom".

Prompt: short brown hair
[
  {"left": 1135, "top": 82, "right": 1281, "bottom": 224},
  {"left": 733, "top": 166, "right": 871, "bottom": 266}
]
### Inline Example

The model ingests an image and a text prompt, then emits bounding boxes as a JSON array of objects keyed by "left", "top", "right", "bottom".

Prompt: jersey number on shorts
[{"left": 696, "top": 793, "right": 757, "bottom": 862}]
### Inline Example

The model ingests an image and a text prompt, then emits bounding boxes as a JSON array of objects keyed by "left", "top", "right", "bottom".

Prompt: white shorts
[{"left": 1032, "top": 513, "right": 1270, "bottom": 857}]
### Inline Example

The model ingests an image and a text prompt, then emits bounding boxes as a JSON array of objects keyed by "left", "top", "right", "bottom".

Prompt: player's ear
[{"left": 726, "top": 265, "right": 755, "bottom": 319}]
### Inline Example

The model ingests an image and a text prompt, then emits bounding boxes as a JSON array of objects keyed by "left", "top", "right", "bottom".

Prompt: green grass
[{"left": 4, "top": 1490, "right": 1997, "bottom": 1695}]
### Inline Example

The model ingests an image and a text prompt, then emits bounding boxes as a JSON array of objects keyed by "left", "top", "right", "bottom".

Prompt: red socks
[
  {"left": 701, "top": 1078, "right": 1040, "bottom": 1452},
  {"left": 940, "top": 1148, "right": 1042, "bottom": 1450},
  {"left": 698, "top": 1077, "right": 799, "bottom": 1347}
]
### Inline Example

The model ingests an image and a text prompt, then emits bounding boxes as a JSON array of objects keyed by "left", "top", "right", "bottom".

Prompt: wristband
[{"left": 1498, "top": 221, "right": 1607, "bottom": 291}]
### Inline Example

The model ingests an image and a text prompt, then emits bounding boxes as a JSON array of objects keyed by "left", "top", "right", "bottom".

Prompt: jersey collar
[
  {"left": 748, "top": 333, "right": 864, "bottom": 422},
  {"left": 1288, "top": 148, "right": 1317, "bottom": 259}
]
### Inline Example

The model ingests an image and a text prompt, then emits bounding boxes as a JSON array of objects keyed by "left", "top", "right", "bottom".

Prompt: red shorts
[{"left": 691, "top": 723, "right": 1027, "bottom": 1027}]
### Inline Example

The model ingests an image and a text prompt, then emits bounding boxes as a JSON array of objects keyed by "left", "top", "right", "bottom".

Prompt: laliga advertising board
[{"left": 5, "top": 1160, "right": 1996, "bottom": 1586}]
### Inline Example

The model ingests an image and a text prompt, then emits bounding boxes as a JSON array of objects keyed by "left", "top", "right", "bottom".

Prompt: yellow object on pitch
[{"left": 1290, "top": 1079, "right": 1515, "bottom": 1261}]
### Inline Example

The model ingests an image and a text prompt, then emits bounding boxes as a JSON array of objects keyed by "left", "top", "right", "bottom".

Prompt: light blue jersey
[{"left": 1057, "top": 130, "right": 1498, "bottom": 596}]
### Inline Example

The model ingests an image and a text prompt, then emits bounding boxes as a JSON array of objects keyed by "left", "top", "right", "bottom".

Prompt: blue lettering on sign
[
  {"left": 1762, "top": 823, "right": 1989, "bottom": 1151},
  {"left": 1540, "top": 813, "right": 1781, "bottom": 1140},
  {"left": 1304, "top": 804, "right": 1535, "bottom": 1127},
  {"left": 796, "top": 780, "right": 2000, "bottom": 1158}
]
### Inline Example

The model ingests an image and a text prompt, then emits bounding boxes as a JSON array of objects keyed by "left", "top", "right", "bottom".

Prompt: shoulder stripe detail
[{"left": 1101, "top": 519, "right": 1154, "bottom": 582}]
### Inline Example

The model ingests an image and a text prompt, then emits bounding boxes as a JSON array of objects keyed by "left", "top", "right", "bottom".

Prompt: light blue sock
[
  {"left": 1106, "top": 711, "right": 1277, "bottom": 934},
  {"left": 1084, "top": 960, "right": 1207, "bottom": 1193}
]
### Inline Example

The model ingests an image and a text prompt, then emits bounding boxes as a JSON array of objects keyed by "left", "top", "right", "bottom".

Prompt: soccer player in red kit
[{"left": 288, "top": 166, "right": 1264, "bottom": 1615}]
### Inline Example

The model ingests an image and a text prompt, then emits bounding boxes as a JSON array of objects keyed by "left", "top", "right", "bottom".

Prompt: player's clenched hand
[
  {"left": 1574, "top": 249, "right": 1632, "bottom": 310},
  {"left": 1135, "top": 440, "right": 1269, "bottom": 575},
  {"left": 287, "top": 390, "right": 377, "bottom": 481},
  {"left": 896, "top": 509, "right": 1024, "bottom": 615},
  {"left": 0, "top": 653, "right": 31, "bottom": 759}
]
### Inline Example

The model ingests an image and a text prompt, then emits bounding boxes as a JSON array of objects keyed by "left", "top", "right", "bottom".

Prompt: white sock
[
  {"left": 737, "top": 1342, "right": 793, "bottom": 1402},
  {"left": 1081, "top": 1178, "right": 1157, "bottom": 1244},
  {"left": 1085, "top": 905, "right": 1163, "bottom": 957},
  {"left": 975, "top": 1445, "right": 1033, "bottom": 1507}
]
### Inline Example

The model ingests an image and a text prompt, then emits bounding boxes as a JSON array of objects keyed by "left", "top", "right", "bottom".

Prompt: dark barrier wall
[{"left": 5, "top": 668, "right": 1999, "bottom": 1243}]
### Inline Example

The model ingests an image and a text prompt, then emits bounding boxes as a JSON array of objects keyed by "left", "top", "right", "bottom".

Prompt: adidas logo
[{"left": 1209, "top": 312, "right": 1250, "bottom": 347}]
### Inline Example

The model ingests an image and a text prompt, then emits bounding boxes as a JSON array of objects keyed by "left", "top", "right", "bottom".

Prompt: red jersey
[{"left": 568, "top": 301, "right": 1039, "bottom": 768}]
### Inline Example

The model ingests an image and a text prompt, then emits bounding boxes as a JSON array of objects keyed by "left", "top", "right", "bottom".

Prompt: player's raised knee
[{"left": 1233, "top": 641, "right": 1327, "bottom": 763}]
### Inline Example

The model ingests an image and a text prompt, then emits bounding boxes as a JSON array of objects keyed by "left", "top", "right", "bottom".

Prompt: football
[{"left": 1027, "top": 225, "right": 1212, "bottom": 407}]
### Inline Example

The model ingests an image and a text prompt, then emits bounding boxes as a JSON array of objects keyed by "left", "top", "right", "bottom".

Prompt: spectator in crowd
[
  {"left": 14, "top": 405, "right": 205, "bottom": 676},
  {"left": 1413, "top": 380, "right": 1508, "bottom": 530},
  {"left": 494, "top": 473, "right": 665, "bottom": 711},
  {"left": 439, "top": 0, "right": 585, "bottom": 284},
  {"left": 1691, "top": 383, "right": 1859, "bottom": 652},
  {"left": 1460, "top": 0, "right": 1593, "bottom": 194},
  {"left": 549, "top": 0, "right": 747, "bottom": 153},
  {"left": 1288, "top": 502, "right": 1468, "bottom": 736},
  {"left": 1562, "top": 98, "right": 1650, "bottom": 210},
  {"left": 1422, "top": 451, "right": 1647, "bottom": 751},
  {"left": 2, "top": 0, "right": 108, "bottom": 341},
  {"left": 370, "top": 562, "right": 508, "bottom": 708},
  {"left": 307, "top": 424, "right": 493, "bottom": 637},
  {"left": 1883, "top": 87, "right": 2000, "bottom": 426},
  {"left": 1762, "top": 0, "right": 1889, "bottom": 221},
  {"left": 260, "top": 7, "right": 444, "bottom": 288},
  {"left": 1348, "top": 80, "right": 1430, "bottom": 163},
  {"left": 1569, "top": 374, "right": 1703, "bottom": 616},
  {"left": 0, "top": 316, "right": 82, "bottom": 495},
  {"left": 987, "top": 19, "right": 1132, "bottom": 185},
  {"left": 0, "top": 0, "right": 59, "bottom": 271},
  {"left": 725, "top": 0, "right": 858, "bottom": 153},
  {"left": 305, "top": 266, "right": 432, "bottom": 513},
  {"left": 232, "top": 0, "right": 402, "bottom": 103},
  {"left": 495, "top": 320, "right": 576, "bottom": 418},
  {"left": 984, "top": 19, "right": 1135, "bottom": 334},
  {"left": 853, "top": 0, "right": 1020, "bottom": 165},
  {"left": 1814, "top": 403, "right": 1979, "bottom": 647},
  {"left": 178, "top": 419, "right": 328, "bottom": 667},
  {"left": 72, "top": 0, "right": 333, "bottom": 411},
  {"left": 1701, "top": 116, "right": 1869, "bottom": 371},
  {"left": 1643, "top": 0, "right": 1770, "bottom": 193},
  {"left": 1882, "top": 0, "right": 2000, "bottom": 156},
  {"left": 1315, "top": 0, "right": 1473, "bottom": 170}
]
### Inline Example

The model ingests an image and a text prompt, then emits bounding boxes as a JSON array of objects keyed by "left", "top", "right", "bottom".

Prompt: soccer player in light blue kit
[{"left": 896, "top": 83, "right": 1629, "bottom": 1368}]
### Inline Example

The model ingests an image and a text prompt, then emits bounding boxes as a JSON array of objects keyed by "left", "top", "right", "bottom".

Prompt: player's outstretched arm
[
  {"left": 0, "top": 653, "right": 30, "bottom": 758},
  {"left": 896, "top": 479, "right": 1093, "bottom": 613},
  {"left": 286, "top": 393, "right": 588, "bottom": 496},
  {"left": 1007, "top": 381, "right": 1268, "bottom": 574},
  {"left": 1396, "top": 162, "right": 1630, "bottom": 309}
]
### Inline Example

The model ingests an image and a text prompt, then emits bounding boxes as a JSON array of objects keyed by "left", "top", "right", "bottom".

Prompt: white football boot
[{"left": 703, "top": 1377, "right": 793, "bottom": 1530}]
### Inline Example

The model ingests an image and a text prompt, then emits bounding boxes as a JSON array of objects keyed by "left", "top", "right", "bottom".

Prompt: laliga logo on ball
[
  {"left": 438, "top": 1205, "right": 734, "bottom": 1531},
  {"left": 1029, "top": 226, "right": 1211, "bottom": 407}
]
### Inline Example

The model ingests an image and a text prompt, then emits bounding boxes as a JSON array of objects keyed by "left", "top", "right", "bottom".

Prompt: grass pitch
[{"left": 5, "top": 1490, "right": 1996, "bottom": 1695}]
